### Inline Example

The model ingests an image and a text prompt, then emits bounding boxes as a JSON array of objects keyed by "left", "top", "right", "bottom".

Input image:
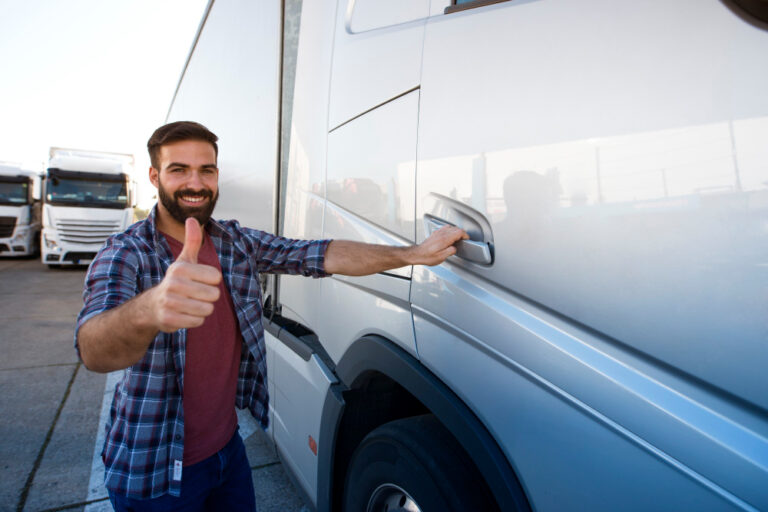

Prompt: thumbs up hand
[
  {"left": 177, "top": 217, "right": 203, "bottom": 264},
  {"left": 150, "top": 218, "right": 222, "bottom": 333}
]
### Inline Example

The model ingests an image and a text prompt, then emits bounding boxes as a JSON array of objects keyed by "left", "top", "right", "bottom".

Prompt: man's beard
[{"left": 157, "top": 179, "right": 219, "bottom": 226}]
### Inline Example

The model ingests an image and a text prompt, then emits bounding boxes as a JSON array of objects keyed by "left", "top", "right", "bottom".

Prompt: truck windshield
[
  {"left": 46, "top": 176, "right": 128, "bottom": 208},
  {"left": 0, "top": 180, "right": 29, "bottom": 205}
]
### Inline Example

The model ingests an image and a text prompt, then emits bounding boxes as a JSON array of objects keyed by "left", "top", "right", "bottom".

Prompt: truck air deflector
[
  {"left": 47, "top": 168, "right": 129, "bottom": 183},
  {"left": 0, "top": 175, "right": 31, "bottom": 184}
]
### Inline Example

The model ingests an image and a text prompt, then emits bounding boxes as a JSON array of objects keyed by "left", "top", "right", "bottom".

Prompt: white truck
[
  {"left": 0, "top": 163, "right": 41, "bottom": 257},
  {"left": 42, "top": 148, "right": 136, "bottom": 267},
  {"left": 168, "top": 1, "right": 768, "bottom": 511}
]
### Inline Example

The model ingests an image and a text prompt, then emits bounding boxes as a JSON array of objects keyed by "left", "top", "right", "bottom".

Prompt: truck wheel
[{"left": 342, "top": 414, "right": 498, "bottom": 512}]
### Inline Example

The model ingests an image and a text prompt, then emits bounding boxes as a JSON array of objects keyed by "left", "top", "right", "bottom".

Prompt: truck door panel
[
  {"left": 328, "top": 0, "right": 429, "bottom": 129},
  {"left": 326, "top": 91, "right": 417, "bottom": 248},
  {"left": 413, "top": 0, "right": 768, "bottom": 509},
  {"left": 317, "top": 90, "right": 420, "bottom": 361}
]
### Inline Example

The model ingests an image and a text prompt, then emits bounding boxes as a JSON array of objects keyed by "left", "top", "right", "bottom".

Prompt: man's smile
[
  {"left": 174, "top": 188, "right": 214, "bottom": 208},
  {"left": 179, "top": 194, "right": 208, "bottom": 206}
]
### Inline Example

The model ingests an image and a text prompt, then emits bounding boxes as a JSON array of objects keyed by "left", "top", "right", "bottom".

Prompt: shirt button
[{"left": 175, "top": 434, "right": 182, "bottom": 441}]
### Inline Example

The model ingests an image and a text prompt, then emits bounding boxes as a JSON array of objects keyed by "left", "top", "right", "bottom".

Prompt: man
[{"left": 75, "top": 121, "right": 467, "bottom": 511}]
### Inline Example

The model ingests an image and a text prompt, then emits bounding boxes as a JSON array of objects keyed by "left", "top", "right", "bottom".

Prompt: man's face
[{"left": 150, "top": 139, "right": 219, "bottom": 226}]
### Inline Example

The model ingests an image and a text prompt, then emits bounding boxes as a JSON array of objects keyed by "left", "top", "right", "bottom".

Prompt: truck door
[{"left": 411, "top": 0, "right": 768, "bottom": 510}]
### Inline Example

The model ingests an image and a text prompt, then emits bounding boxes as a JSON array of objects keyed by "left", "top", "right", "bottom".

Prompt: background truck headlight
[
  {"left": 12, "top": 228, "right": 28, "bottom": 242},
  {"left": 43, "top": 234, "right": 58, "bottom": 250}
]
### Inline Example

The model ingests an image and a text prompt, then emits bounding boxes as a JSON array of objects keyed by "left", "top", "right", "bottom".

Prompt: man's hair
[{"left": 147, "top": 121, "right": 219, "bottom": 169}]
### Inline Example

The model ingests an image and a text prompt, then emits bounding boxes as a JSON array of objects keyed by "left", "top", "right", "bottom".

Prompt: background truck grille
[
  {"left": 55, "top": 218, "right": 122, "bottom": 245},
  {"left": 0, "top": 216, "right": 16, "bottom": 238}
]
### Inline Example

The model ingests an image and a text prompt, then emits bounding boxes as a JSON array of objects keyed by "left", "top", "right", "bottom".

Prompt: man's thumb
[{"left": 178, "top": 218, "right": 202, "bottom": 263}]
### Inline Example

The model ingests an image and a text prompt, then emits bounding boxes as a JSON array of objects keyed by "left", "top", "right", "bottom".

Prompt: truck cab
[
  {"left": 168, "top": 1, "right": 768, "bottom": 510},
  {"left": 0, "top": 164, "right": 41, "bottom": 257},
  {"left": 41, "top": 148, "right": 136, "bottom": 267}
]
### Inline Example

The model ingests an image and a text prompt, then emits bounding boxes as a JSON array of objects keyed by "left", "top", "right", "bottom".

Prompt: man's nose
[{"left": 186, "top": 170, "right": 206, "bottom": 189}]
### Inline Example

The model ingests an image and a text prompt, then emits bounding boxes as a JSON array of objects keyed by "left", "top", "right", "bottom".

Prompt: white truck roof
[
  {"left": 0, "top": 163, "right": 38, "bottom": 179},
  {"left": 48, "top": 148, "right": 134, "bottom": 175}
]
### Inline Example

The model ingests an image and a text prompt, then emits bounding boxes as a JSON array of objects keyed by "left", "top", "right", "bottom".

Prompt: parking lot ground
[{"left": 0, "top": 258, "right": 309, "bottom": 512}]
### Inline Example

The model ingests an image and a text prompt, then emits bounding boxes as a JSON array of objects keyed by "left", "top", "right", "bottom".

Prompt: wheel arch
[{"left": 317, "top": 334, "right": 530, "bottom": 512}]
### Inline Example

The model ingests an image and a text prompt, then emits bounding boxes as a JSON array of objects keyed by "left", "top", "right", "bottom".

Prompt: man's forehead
[{"left": 159, "top": 140, "right": 217, "bottom": 166}]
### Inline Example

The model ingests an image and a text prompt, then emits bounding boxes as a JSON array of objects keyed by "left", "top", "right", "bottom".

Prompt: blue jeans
[{"left": 108, "top": 430, "right": 256, "bottom": 512}]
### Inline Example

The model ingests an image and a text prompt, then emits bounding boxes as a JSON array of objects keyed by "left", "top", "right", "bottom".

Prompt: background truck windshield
[
  {"left": 0, "top": 181, "right": 29, "bottom": 205},
  {"left": 46, "top": 176, "right": 127, "bottom": 208}
]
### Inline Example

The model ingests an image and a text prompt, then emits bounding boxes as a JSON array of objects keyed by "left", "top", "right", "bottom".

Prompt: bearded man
[{"left": 74, "top": 121, "right": 466, "bottom": 511}]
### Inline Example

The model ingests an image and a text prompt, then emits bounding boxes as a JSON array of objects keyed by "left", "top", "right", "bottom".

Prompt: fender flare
[{"left": 316, "top": 335, "right": 530, "bottom": 512}]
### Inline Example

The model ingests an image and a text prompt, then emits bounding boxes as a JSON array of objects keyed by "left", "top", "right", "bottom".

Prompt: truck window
[
  {"left": 46, "top": 176, "right": 128, "bottom": 209},
  {"left": 0, "top": 181, "right": 29, "bottom": 205}
]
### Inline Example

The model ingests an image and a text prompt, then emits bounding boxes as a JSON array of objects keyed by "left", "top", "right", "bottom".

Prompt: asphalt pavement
[{"left": 0, "top": 258, "right": 309, "bottom": 512}]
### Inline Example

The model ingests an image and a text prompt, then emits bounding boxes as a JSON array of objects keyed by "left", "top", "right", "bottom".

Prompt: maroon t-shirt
[{"left": 164, "top": 231, "right": 241, "bottom": 466}]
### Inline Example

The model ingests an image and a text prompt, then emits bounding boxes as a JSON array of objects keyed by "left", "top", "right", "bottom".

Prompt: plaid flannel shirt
[{"left": 75, "top": 206, "right": 330, "bottom": 499}]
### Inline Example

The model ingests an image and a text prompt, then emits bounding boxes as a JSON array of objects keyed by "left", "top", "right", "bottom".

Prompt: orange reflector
[{"left": 308, "top": 435, "right": 318, "bottom": 456}]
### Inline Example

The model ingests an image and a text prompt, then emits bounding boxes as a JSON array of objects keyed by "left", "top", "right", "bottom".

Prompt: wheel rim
[{"left": 366, "top": 483, "right": 421, "bottom": 512}]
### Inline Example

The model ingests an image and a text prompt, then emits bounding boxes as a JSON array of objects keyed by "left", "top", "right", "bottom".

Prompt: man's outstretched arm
[{"left": 323, "top": 225, "right": 468, "bottom": 276}]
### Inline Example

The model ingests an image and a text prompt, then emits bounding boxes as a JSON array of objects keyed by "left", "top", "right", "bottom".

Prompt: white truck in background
[
  {"left": 0, "top": 163, "right": 41, "bottom": 257},
  {"left": 42, "top": 148, "right": 136, "bottom": 268}
]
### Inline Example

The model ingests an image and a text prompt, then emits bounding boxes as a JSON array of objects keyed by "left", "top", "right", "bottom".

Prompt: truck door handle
[{"left": 425, "top": 216, "right": 493, "bottom": 265}]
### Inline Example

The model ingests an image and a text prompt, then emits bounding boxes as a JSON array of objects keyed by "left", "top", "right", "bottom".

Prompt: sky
[{"left": 0, "top": 0, "right": 209, "bottom": 208}]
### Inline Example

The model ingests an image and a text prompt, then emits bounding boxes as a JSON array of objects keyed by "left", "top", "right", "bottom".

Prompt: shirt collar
[
  {"left": 206, "top": 215, "right": 231, "bottom": 242},
  {"left": 146, "top": 205, "right": 173, "bottom": 263}
]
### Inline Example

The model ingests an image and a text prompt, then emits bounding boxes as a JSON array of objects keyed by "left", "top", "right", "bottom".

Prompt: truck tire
[{"left": 342, "top": 414, "right": 499, "bottom": 512}]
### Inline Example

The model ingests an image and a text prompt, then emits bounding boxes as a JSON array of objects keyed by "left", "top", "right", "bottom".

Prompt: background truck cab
[
  {"left": 0, "top": 164, "right": 41, "bottom": 257},
  {"left": 41, "top": 148, "right": 136, "bottom": 268}
]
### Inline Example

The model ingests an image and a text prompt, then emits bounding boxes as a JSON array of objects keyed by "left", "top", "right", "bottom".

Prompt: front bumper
[{"left": 0, "top": 230, "right": 38, "bottom": 257}]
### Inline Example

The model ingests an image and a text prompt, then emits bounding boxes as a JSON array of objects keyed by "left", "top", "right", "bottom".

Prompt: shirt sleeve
[
  {"left": 241, "top": 227, "right": 332, "bottom": 277},
  {"left": 74, "top": 237, "right": 140, "bottom": 361}
]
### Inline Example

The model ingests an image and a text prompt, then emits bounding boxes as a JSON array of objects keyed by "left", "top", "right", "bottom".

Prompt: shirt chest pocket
[{"left": 226, "top": 270, "right": 263, "bottom": 341}]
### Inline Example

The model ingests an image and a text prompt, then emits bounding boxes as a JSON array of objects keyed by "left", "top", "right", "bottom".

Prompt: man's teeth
[{"left": 182, "top": 196, "right": 205, "bottom": 203}]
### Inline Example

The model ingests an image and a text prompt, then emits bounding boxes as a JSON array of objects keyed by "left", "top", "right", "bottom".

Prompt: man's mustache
[{"left": 174, "top": 188, "right": 214, "bottom": 201}]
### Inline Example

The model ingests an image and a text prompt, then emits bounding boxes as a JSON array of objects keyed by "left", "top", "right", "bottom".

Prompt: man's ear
[{"left": 149, "top": 167, "right": 159, "bottom": 188}]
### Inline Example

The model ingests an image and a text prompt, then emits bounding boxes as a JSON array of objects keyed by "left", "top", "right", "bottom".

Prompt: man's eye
[{"left": 170, "top": 168, "right": 184, "bottom": 173}]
